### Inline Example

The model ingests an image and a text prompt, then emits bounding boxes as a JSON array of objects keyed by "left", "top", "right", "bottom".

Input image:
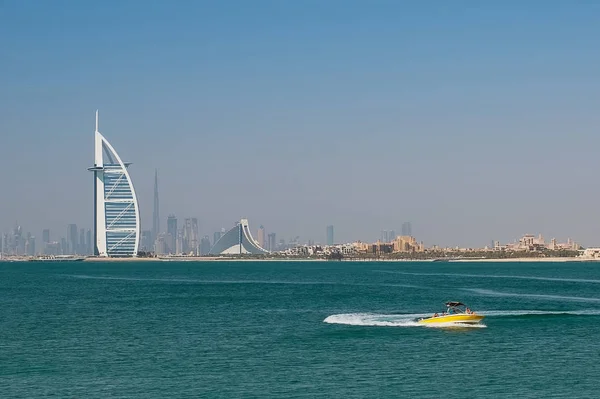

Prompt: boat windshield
[{"left": 445, "top": 302, "right": 469, "bottom": 314}]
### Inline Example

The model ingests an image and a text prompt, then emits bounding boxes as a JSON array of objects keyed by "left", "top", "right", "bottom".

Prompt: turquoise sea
[{"left": 2, "top": 260, "right": 600, "bottom": 398}]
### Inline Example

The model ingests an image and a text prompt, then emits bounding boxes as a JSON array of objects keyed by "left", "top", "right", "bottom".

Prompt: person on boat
[
  {"left": 466, "top": 307, "right": 471, "bottom": 314},
  {"left": 433, "top": 313, "right": 439, "bottom": 317}
]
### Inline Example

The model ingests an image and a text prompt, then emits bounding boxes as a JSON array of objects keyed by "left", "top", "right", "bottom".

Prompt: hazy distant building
[
  {"left": 60, "top": 237, "right": 67, "bottom": 255},
  {"left": 209, "top": 219, "right": 269, "bottom": 255},
  {"left": 257, "top": 225, "right": 265, "bottom": 248},
  {"left": 176, "top": 229, "right": 184, "bottom": 255},
  {"left": 67, "top": 224, "right": 78, "bottom": 254},
  {"left": 213, "top": 230, "right": 223, "bottom": 246},
  {"left": 42, "top": 229, "right": 50, "bottom": 244},
  {"left": 88, "top": 111, "right": 140, "bottom": 257},
  {"left": 401, "top": 222, "right": 412, "bottom": 237},
  {"left": 86, "top": 229, "right": 92, "bottom": 254},
  {"left": 326, "top": 225, "right": 334, "bottom": 246},
  {"left": 200, "top": 235, "right": 211, "bottom": 255},
  {"left": 152, "top": 169, "right": 159, "bottom": 245},
  {"left": 154, "top": 233, "right": 167, "bottom": 255},
  {"left": 141, "top": 230, "right": 152, "bottom": 252},
  {"left": 381, "top": 231, "right": 388, "bottom": 243},
  {"left": 167, "top": 215, "right": 177, "bottom": 254},
  {"left": 267, "top": 232, "right": 277, "bottom": 252},
  {"left": 182, "top": 218, "right": 199, "bottom": 255},
  {"left": 25, "top": 233, "right": 35, "bottom": 256},
  {"left": 79, "top": 228, "right": 85, "bottom": 254}
]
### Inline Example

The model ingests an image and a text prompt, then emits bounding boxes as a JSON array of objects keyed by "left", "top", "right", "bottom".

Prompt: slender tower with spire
[{"left": 152, "top": 169, "right": 160, "bottom": 245}]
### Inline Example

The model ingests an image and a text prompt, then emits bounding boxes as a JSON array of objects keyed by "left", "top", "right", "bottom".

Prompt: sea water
[{"left": 1, "top": 260, "right": 599, "bottom": 398}]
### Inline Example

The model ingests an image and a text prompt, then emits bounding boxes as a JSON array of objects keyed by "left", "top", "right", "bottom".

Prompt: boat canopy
[{"left": 445, "top": 301, "right": 465, "bottom": 307}]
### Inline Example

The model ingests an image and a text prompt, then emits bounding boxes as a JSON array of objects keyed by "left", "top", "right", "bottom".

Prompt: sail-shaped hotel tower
[{"left": 88, "top": 111, "right": 140, "bottom": 257}]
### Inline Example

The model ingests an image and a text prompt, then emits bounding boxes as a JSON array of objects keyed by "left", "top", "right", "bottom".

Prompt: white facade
[
  {"left": 88, "top": 111, "right": 140, "bottom": 257},
  {"left": 209, "top": 219, "right": 269, "bottom": 255}
]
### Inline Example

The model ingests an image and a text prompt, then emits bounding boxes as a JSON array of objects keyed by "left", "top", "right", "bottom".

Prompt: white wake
[{"left": 323, "top": 313, "right": 486, "bottom": 328}]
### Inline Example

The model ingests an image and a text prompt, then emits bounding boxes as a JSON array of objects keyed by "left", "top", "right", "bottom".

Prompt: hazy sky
[{"left": 2, "top": 1, "right": 600, "bottom": 247}]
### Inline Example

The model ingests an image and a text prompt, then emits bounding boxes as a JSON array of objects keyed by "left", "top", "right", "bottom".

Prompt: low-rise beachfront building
[{"left": 495, "top": 234, "right": 581, "bottom": 252}]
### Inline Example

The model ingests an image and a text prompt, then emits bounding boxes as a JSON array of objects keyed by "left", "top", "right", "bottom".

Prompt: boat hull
[{"left": 418, "top": 314, "right": 484, "bottom": 324}]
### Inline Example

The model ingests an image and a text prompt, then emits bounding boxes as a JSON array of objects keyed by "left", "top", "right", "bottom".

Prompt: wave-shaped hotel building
[
  {"left": 88, "top": 111, "right": 140, "bottom": 257},
  {"left": 209, "top": 219, "right": 269, "bottom": 255}
]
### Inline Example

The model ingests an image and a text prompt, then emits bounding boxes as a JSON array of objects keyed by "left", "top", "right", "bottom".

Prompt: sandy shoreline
[{"left": 447, "top": 257, "right": 600, "bottom": 263}]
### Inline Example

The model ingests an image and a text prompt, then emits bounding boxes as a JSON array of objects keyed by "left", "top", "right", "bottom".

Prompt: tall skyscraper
[
  {"left": 86, "top": 229, "right": 92, "bottom": 254},
  {"left": 213, "top": 230, "right": 223, "bottom": 245},
  {"left": 326, "top": 225, "right": 334, "bottom": 246},
  {"left": 141, "top": 230, "right": 152, "bottom": 252},
  {"left": 200, "top": 235, "right": 211, "bottom": 255},
  {"left": 60, "top": 237, "right": 67, "bottom": 255},
  {"left": 25, "top": 233, "right": 35, "bottom": 256},
  {"left": 182, "top": 218, "right": 198, "bottom": 254},
  {"left": 67, "top": 224, "right": 78, "bottom": 254},
  {"left": 88, "top": 111, "right": 140, "bottom": 257},
  {"left": 257, "top": 225, "right": 265, "bottom": 248},
  {"left": 190, "top": 218, "right": 199, "bottom": 255},
  {"left": 176, "top": 228, "right": 184, "bottom": 255},
  {"left": 42, "top": 229, "right": 50, "bottom": 244},
  {"left": 79, "top": 228, "right": 85, "bottom": 254},
  {"left": 381, "top": 230, "right": 389, "bottom": 243},
  {"left": 152, "top": 169, "right": 159, "bottom": 245},
  {"left": 401, "top": 222, "right": 412, "bottom": 237},
  {"left": 167, "top": 215, "right": 177, "bottom": 254},
  {"left": 267, "top": 233, "right": 277, "bottom": 252}
]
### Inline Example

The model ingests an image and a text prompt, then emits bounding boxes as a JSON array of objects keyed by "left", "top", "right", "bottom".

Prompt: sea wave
[
  {"left": 66, "top": 274, "right": 421, "bottom": 288},
  {"left": 376, "top": 270, "right": 600, "bottom": 284},
  {"left": 465, "top": 288, "right": 600, "bottom": 303}
]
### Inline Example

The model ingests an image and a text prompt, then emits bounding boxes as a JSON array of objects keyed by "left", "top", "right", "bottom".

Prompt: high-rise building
[
  {"left": 154, "top": 233, "right": 167, "bottom": 255},
  {"left": 213, "top": 230, "right": 223, "bottom": 246},
  {"left": 141, "top": 230, "right": 152, "bottom": 252},
  {"left": 86, "top": 229, "right": 92, "bottom": 254},
  {"left": 326, "top": 225, "right": 334, "bottom": 246},
  {"left": 67, "top": 224, "right": 78, "bottom": 254},
  {"left": 381, "top": 230, "right": 388, "bottom": 243},
  {"left": 401, "top": 222, "right": 412, "bottom": 237},
  {"left": 257, "top": 225, "right": 265, "bottom": 248},
  {"left": 60, "top": 237, "right": 67, "bottom": 255},
  {"left": 190, "top": 218, "right": 199, "bottom": 255},
  {"left": 25, "top": 233, "right": 35, "bottom": 256},
  {"left": 381, "top": 230, "right": 397, "bottom": 243},
  {"left": 88, "top": 111, "right": 140, "bottom": 257},
  {"left": 176, "top": 228, "right": 184, "bottom": 255},
  {"left": 182, "top": 219, "right": 192, "bottom": 254},
  {"left": 152, "top": 169, "right": 159, "bottom": 245},
  {"left": 79, "top": 228, "right": 85, "bottom": 254},
  {"left": 167, "top": 215, "right": 177, "bottom": 254},
  {"left": 42, "top": 229, "right": 50, "bottom": 244},
  {"left": 267, "top": 232, "right": 277, "bottom": 252},
  {"left": 200, "top": 235, "right": 211, "bottom": 255},
  {"left": 181, "top": 218, "right": 199, "bottom": 254}
]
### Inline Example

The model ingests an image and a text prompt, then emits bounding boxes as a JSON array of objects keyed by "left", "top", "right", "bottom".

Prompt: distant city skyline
[{"left": 3, "top": 2, "right": 600, "bottom": 247}]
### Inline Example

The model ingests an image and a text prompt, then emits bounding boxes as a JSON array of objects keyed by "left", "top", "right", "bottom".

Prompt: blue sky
[{"left": 1, "top": 1, "right": 600, "bottom": 247}]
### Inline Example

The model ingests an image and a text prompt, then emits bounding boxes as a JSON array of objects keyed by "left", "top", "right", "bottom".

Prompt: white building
[{"left": 88, "top": 111, "right": 140, "bottom": 257}]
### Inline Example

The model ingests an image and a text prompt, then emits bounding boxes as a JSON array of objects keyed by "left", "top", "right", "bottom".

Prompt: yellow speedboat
[{"left": 418, "top": 301, "right": 484, "bottom": 325}]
